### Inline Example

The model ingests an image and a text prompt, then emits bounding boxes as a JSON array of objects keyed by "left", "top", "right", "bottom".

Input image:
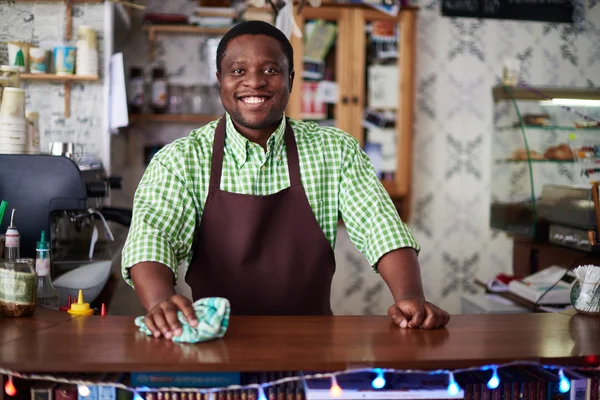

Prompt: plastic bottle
[
  {"left": 5, "top": 209, "right": 20, "bottom": 259},
  {"left": 35, "top": 231, "right": 59, "bottom": 310}
]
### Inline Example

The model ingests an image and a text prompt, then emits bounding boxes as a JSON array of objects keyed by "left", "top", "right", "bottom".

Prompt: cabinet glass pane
[
  {"left": 300, "top": 19, "right": 339, "bottom": 127},
  {"left": 361, "top": 20, "right": 399, "bottom": 183}
]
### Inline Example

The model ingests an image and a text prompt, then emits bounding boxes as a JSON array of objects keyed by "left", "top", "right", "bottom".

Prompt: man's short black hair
[{"left": 216, "top": 20, "right": 294, "bottom": 75}]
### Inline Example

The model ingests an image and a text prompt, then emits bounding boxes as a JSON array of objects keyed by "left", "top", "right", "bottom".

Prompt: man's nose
[{"left": 243, "top": 71, "right": 267, "bottom": 88}]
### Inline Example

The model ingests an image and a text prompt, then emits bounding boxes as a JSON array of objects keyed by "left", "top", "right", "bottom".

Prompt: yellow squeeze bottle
[{"left": 68, "top": 290, "right": 94, "bottom": 316}]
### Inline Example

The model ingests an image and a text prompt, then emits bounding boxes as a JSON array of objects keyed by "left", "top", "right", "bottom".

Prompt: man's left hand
[{"left": 388, "top": 298, "right": 450, "bottom": 329}]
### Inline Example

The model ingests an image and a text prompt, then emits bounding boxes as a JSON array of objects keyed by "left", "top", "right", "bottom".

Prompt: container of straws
[{"left": 570, "top": 265, "right": 600, "bottom": 316}]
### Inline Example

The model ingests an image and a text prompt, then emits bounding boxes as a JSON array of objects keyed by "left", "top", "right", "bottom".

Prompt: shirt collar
[{"left": 225, "top": 113, "right": 286, "bottom": 169}]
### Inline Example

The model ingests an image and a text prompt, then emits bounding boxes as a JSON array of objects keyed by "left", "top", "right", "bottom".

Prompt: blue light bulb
[
  {"left": 487, "top": 367, "right": 500, "bottom": 389},
  {"left": 133, "top": 393, "right": 144, "bottom": 400},
  {"left": 258, "top": 387, "right": 268, "bottom": 400},
  {"left": 447, "top": 373, "right": 460, "bottom": 396},
  {"left": 372, "top": 369, "right": 386, "bottom": 389},
  {"left": 558, "top": 370, "right": 570, "bottom": 393}
]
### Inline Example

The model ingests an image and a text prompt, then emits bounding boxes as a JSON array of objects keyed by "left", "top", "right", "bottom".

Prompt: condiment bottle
[
  {"left": 35, "top": 231, "right": 59, "bottom": 310},
  {"left": 151, "top": 66, "right": 168, "bottom": 114},
  {"left": 5, "top": 209, "right": 20, "bottom": 259},
  {"left": 128, "top": 66, "right": 145, "bottom": 114},
  {"left": 68, "top": 289, "right": 94, "bottom": 316}
]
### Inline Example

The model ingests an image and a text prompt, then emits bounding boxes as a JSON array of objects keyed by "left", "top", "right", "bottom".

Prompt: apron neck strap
[{"left": 210, "top": 116, "right": 302, "bottom": 189}]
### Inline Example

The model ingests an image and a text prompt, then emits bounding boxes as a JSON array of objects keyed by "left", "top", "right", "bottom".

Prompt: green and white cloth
[
  {"left": 135, "top": 297, "right": 230, "bottom": 344},
  {"left": 122, "top": 113, "right": 420, "bottom": 284}
]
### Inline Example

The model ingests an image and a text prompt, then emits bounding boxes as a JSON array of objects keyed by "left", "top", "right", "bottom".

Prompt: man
[{"left": 122, "top": 20, "right": 450, "bottom": 339}]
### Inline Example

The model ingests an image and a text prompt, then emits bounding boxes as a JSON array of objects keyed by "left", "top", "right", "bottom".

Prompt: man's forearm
[
  {"left": 377, "top": 248, "right": 425, "bottom": 302},
  {"left": 130, "top": 262, "right": 177, "bottom": 311}
]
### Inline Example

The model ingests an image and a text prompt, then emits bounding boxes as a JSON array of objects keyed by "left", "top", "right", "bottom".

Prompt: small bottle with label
[
  {"left": 151, "top": 66, "right": 168, "bottom": 114},
  {"left": 128, "top": 66, "right": 145, "bottom": 114},
  {"left": 5, "top": 209, "right": 19, "bottom": 260},
  {"left": 35, "top": 231, "right": 59, "bottom": 310}
]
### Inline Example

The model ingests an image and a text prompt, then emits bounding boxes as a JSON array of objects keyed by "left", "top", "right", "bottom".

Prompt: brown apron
[{"left": 185, "top": 117, "right": 335, "bottom": 315}]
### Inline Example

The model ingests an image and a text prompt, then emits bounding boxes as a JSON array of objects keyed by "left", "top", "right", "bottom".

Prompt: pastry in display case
[{"left": 490, "top": 85, "right": 600, "bottom": 240}]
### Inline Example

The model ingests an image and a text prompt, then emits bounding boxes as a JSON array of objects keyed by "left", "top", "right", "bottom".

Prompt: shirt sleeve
[
  {"left": 121, "top": 154, "right": 197, "bottom": 287},
  {"left": 339, "top": 140, "right": 420, "bottom": 270}
]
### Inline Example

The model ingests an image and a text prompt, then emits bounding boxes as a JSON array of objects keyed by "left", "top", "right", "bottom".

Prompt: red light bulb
[{"left": 5, "top": 376, "right": 17, "bottom": 397}]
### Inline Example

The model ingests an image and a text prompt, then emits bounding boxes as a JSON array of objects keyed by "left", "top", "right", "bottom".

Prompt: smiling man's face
[{"left": 217, "top": 34, "right": 293, "bottom": 133}]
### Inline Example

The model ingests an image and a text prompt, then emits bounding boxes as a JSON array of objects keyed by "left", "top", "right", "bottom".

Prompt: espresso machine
[{"left": 0, "top": 154, "right": 131, "bottom": 261}]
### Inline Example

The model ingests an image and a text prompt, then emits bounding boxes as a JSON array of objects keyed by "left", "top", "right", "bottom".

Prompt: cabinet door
[
  {"left": 350, "top": 8, "right": 416, "bottom": 200},
  {"left": 286, "top": 7, "right": 353, "bottom": 135}
]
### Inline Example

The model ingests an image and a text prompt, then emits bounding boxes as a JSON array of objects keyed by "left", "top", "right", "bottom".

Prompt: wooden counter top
[{"left": 0, "top": 312, "right": 599, "bottom": 373}]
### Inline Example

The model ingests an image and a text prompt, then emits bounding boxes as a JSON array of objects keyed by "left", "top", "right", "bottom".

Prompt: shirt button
[
  {"left": 261, "top": 166, "right": 266, "bottom": 171},
  {"left": 276, "top": 156, "right": 282, "bottom": 161}
]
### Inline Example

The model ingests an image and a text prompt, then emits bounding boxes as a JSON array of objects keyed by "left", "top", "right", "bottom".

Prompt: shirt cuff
[
  {"left": 364, "top": 227, "right": 421, "bottom": 272},
  {"left": 121, "top": 231, "right": 178, "bottom": 287}
]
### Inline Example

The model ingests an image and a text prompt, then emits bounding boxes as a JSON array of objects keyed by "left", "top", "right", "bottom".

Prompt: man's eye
[
  {"left": 232, "top": 69, "right": 243, "bottom": 74},
  {"left": 264, "top": 68, "right": 279, "bottom": 74}
]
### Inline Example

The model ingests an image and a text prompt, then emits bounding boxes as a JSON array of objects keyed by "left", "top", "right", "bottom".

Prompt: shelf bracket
[
  {"left": 64, "top": 81, "right": 71, "bottom": 118},
  {"left": 65, "top": 0, "right": 73, "bottom": 41},
  {"left": 148, "top": 27, "right": 156, "bottom": 62}
]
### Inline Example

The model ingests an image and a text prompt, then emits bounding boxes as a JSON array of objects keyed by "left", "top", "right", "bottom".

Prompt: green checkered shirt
[{"left": 122, "top": 114, "right": 419, "bottom": 285}]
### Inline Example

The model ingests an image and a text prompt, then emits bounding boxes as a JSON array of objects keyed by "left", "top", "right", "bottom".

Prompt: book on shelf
[
  {"left": 130, "top": 372, "right": 241, "bottom": 389},
  {"left": 507, "top": 266, "right": 576, "bottom": 305}
]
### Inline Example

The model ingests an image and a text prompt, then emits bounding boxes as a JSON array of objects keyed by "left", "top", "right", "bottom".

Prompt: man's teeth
[{"left": 242, "top": 97, "right": 266, "bottom": 104}]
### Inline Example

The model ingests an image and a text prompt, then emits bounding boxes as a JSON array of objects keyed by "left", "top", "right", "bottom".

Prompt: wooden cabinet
[{"left": 286, "top": 6, "right": 417, "bottom": 221}]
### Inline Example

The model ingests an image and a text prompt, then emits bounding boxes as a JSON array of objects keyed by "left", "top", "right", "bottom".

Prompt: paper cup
[
  {"left": 0, "top": 143, "right": 26, "bottom": 154},
  {"left": 0, "top": 118, "right": 27, "bottom": 132},
  {"left": 0, "top": 133, "right": 26, "bottom": 146},
  {"left": 29, "top": 47, "right": 48, "bottom": 74},
  {"left": 7, "top": 42, "right": 30, "bottom": 73},
  {"left": 54, "top": 46, "right": 77, "bottom": 75},
  {"left": 77, "top": 26, "right": 98, "bottom": 50},
  {"left": 0, "top": 88, "right": 26, "bottom": 118}
]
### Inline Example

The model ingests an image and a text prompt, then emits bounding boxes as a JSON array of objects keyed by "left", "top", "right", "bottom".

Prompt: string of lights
[{"left": 2, "top": 361, "right": 599, "bottom": 399}]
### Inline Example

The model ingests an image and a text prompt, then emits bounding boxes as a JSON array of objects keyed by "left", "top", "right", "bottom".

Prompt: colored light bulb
[
  {"left": 4, "top": 377, "right": 16, "bottom": 397},
  {"left": 330, "top": 376, "right": 342, "bottom": 398},
  {"left": 134, "top": 393, "right": 144, "bottom": 400},
  {"left": 558, "top": 369, "right": 570, "bottom": 393},
  {"left": 372, "top": 369, "right": 386, "bottom": 389},
  {"left": 487, "top": 367, "right": 500, "bottom": 389},
  {"left": 447, "top": 372, "right": 460, "bottom": 396},
  {"left": 258, "top": 386, "right": 267, "bottom": 400},
  {"left": 78, "top": 385, "right": 91, "bottom": 397}
]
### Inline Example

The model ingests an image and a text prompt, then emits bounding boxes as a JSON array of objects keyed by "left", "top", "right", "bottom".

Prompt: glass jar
[
  {"left": 0, "top": 258, "right": 37, "bottom": 317},
  {"left": 168, "top": 85, "right": 184, "bottom": 114}
]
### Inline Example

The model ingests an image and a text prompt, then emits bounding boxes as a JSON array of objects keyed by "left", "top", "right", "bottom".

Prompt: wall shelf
[
  {"left": 20, "top": 74, "right": 99, "bottom": 81},
  {"left": 143, "top": 25, "right": 232, "bottom": 61},
  {"left": 129, "top": 114, "right": 219, "bottom": 124},
  {"left": 20, "top": 74, "right": 100, "bottom": 117}
]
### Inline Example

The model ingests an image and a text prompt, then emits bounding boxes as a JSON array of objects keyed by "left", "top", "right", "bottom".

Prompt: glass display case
[{"left": 490, "top": 85, "right": 600, "bottom": 240}]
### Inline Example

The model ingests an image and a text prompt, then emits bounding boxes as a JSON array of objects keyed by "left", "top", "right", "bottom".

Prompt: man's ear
[
  {"left": 216, "top": 71, "right": 221, "bottom": 88},
  {"left": 289, "top": 70, "right": 295, "bottom": 92}
]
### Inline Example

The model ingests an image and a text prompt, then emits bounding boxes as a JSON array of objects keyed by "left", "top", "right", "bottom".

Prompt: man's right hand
[
  {"left": 144, "top": 294, "right": 198, "bottom": 339},
  {"left": 130, "top": 262, "right": 199, "bottom": 339}
]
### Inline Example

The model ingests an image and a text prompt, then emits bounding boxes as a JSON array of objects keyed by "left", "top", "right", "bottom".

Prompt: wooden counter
[{"left": 0, "top": 311, "right": 599, "bottom": 373}]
